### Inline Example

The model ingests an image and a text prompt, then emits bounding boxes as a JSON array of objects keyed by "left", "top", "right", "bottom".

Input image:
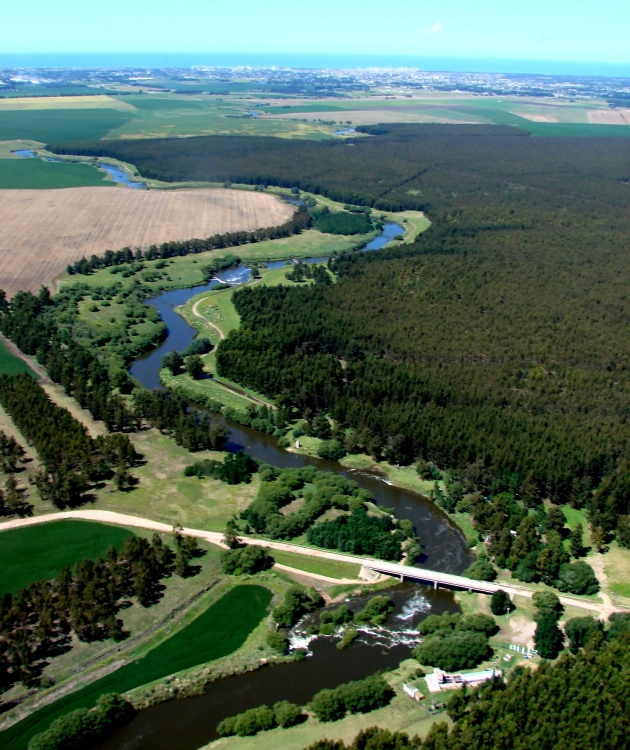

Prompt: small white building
[
  {"left": 403, "top": 683, "right": 425, "bottom": 701},
  {"left": 425, "top": 668, "right": 501, "bottom": 694}
]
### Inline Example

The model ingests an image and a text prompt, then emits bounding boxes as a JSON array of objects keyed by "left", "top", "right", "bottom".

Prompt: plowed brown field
[{"left": 0, "top": 187, "right": 294, "bottom": 297}]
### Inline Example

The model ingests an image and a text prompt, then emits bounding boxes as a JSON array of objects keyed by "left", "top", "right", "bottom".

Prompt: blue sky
[{"left": 1, "top": 0, "right": 627, "bottom": 65}]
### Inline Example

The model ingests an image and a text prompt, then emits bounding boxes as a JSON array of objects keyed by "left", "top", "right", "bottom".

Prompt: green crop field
[
  {"left": 1, "top": 584, "right": 272, "bottom": 750},
  {"left": 0, "top": 520, "right": 134, "bottom": 594},
  {"left": 0, "top": 340, "right": 36, "bottom": 378},
  {"left": 0, "top": 109, "right": 134, "bottom": 143},
  {"left": 0, "top": 158, "right": 111, "bottom": 188}
]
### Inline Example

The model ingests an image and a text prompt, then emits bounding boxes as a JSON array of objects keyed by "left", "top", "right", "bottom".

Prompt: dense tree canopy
[{"left": 197, "top": 126, "right": 630, "bottom": 546}]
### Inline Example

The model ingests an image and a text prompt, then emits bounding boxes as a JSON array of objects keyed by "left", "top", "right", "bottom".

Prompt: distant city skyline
[{"left": 1, "top": 0, "right": 628, "bottom": 74}]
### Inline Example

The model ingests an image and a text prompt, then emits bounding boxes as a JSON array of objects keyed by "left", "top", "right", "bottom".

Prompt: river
[
  {"left": 112, "top": 224, "right": 472, "bottom": 750},
  {"left": 93, "top": 584, "right": 459, "bottom": 750}
]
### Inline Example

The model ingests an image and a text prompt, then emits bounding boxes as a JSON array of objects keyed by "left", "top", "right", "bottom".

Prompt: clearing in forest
[{"left": 0, "top": 187, "right": 294, "bottom": 297}]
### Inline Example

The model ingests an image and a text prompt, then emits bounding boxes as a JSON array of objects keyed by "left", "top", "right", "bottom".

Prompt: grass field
[
  {"left": 0, "top": 158, "right": 111, "bottom": 189},
  {"left": 0, "top": 339, "right": 36, "bottom": 377},
  {"left": 1, "top": 584, "right": 272, "bottom": 750},
  {"left": 0, "top": 96, "right": 135, "bottom": 112},
  {"left": 0, "top": 109, "right": 134, "bottom": 142},
  {"left": 92, "top": 428, "right": 259, "bottom": 531},
  {"left": 272, "top": 550, "right": 361, "bottom": 580},
  {"left": 102, "top": 96, "right": 336, "bottom": 140},
  {"left": 0, "top": 520, "right": 134, "bottom": 594},
  {"left": 0, "top": 187, "right": 293, "bottom": 297}
]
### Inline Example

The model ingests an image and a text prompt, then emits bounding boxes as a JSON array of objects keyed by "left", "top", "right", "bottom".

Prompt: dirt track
[{"left": 0, "top": 187, "right": 293, "bottom": 297}]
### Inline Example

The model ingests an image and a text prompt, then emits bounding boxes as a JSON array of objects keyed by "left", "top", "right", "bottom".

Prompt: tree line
[
  {"left": 64, "top": 206, "right": 311, "bottom": 276},
  {"left": 217, "top": 674, "right": 393, "bottom": 738},
  {"left": 0, "top": 374, "right": 135, "bottom": 508}
]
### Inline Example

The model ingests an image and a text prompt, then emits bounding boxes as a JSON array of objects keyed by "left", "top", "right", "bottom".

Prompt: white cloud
[{"left": 423, "top": 20, "right": 443, "bottom": 35}]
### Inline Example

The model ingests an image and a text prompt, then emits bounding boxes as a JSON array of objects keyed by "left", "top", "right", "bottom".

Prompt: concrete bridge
[{"left": 359, "top": 559, "right": 500, "bottom": 594}]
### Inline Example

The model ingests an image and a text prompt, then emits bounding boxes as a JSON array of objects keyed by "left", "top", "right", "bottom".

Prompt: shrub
[
  {"left": 415, "top": 631, "right": 493, "bottom": 671},
  {"left": 534, "top": 614, "right": 565, "bottom": 659},
  {"left": 272, "top": 586, "right": 324, "bottom": 627},
  {"left": 555, "top": 561, "right": 600, "bottom": 595},
  {"left": 354, "top": 596, "right": 394, "bottom": 626},
  {"left": 418, "top": 612, "right": 497, "bottom": 637},
  {"left": 532, "top": 590, "right": 563, "bottom": 620},
  {"left": 220, "top": 545, "right": 274, "bottom": 575},
  {"left": 317, "top": 440, "right": 347, "bottom": 460},
  {"left": 266, "top": 629, "right": 288, "bottom": 654},
  {"left": 463, "top": 560, "right": 497, "bottom": 582},
  {"left": 273, "top": 700, "right": 304, "bottom": 728},
  {"left": 29, "top": 694, "right": 136, "bottom": 750},
  {"left": 310, "top": 688, "right": 346, "bottom": 723},
  {"left": 217, "top": 705, "right": 276, "bottom": 737},
  {"left": 310, "top": 675, "right": 393, "bottom": 722},
  {"left": 490, "top": 589, "right": 514, "bottom": 616},
  {"left": 182, "top": 337, "right": 213, "bottom": 356},
  {"left": 565, "top": 616, "right": 603, "bottom": 654},
  {"left": 320, "top": 604, "right": 353, "bottom": 626},
  {"left": 337, "top": 627, "right": 359, "bottom": 650}
]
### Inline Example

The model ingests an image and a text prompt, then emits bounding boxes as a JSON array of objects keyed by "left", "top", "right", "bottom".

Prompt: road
[{"left": 1, "top": 509, "right": 625, "bottom": 615}]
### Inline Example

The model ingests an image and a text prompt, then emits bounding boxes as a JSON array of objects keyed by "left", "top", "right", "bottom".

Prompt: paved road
[{"left": 0, "top": 509, "right": 625, "bottom": 614}]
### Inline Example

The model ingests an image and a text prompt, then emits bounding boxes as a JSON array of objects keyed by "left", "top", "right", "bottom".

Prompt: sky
[{"left": 1, "top": 0, "right": 628, "bottom": 69}]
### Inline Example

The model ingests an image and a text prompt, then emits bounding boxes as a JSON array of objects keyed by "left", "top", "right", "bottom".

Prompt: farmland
[
  {"left": 0, "top": 338, "right": 36, "bottom": 377},
  {"left": 0, "top": 520, "right": 133, "bottom": 594},
  {"left": 0, "top": 108, "right": 135, "bottom": 143},
  {"left": 0, "top": 157, "right": 110, "bottom": 189},
  {"left": 0, "top": 187, "right": 294, "bottom": 297}
]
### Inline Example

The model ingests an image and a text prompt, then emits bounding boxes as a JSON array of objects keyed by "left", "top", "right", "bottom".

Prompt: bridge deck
[{"left": 362, "top": 560, "right": 500, "bottom": 594}]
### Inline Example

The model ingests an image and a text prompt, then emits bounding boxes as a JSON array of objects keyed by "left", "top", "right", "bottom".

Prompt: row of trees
[
  {"left": 0, "top": 534, "right": 174, "bottom": 689},
  {"left": 217, "top": 675, "right": 393, "bottom": 739},
  {"left": 29, "top": 693, "right": 136, "bottom": 750},
  {"left": 0, "top": 374, "right": 136, "bottom": 508},
  {"left": 64, "top": 206, "right": 311, "bottom": 275}
]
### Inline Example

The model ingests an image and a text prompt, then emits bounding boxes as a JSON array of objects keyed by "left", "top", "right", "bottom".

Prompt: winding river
[{"left": 110, "top": 224, "right": 472, "bottom": 750}]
